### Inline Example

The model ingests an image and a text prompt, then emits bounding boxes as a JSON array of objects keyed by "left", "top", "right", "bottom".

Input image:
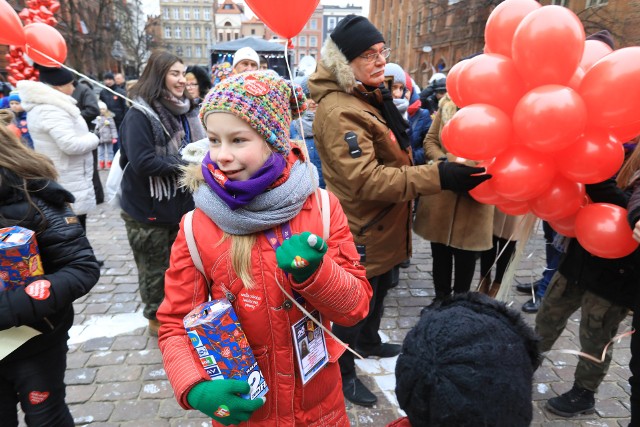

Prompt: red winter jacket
[{"left": 157, "top": 190, "right": 372, "bottom": 426}]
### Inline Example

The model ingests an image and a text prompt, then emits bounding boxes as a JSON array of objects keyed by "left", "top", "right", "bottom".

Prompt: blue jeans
[{"left": 536, "top": 221, "right": 562, "bottom": 299}]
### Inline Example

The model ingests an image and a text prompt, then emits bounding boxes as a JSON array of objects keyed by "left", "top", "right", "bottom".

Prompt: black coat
[
  {"left": 72, "top": 80, "right": 100, "bottom": 131},
  {"left": 99, "top": 85, "right": 128, "bottom": 128},
  {"left": 0, "top": 171, "right": 100, "bottom": 363},
  {"left": 559, "top": 179, "right": 640, "bottom": 309}
]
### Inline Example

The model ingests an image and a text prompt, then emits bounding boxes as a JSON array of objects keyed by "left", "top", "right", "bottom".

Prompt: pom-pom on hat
[
  {"left": 232, "top": 47, "right": 260, "bottom": 70},
  {"left": 395, "top": 292, "right": 541, "bottom": 427},
  {"left": 200, "top": 71, "right": 306, "bottom": 155},
  {"left": 37, "top": 65, "right": 74, "bottom": 86},
  {"left": 330, "top": 15, "right": 385, "bottom": 62}
]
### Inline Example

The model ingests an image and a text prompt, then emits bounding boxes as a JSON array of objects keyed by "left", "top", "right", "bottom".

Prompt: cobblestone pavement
[{"left": 37, "top": 171, "right": 633, "bottom": 426}]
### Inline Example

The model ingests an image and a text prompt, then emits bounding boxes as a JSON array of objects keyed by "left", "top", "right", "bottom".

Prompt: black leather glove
[{"left": 437, "top": 161, "right": 491, "bottom": 192}]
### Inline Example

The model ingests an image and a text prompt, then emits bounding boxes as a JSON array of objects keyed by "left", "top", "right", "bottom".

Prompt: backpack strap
[
  {"left": 183, "top": 210, "right": 211, "bottom": 288},
  {"left": 318, "top": 188, "right": 330, "bottom": 242}
]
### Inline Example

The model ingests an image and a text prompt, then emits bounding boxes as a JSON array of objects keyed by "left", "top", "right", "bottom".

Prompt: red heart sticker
[
  {"left": 29, "top": 391, "right": 50, "bottom": 405},
  {"left": 244, "top": 75, "right": 270, "bottom": 96},
  {"left": 25, "top": 279, "right": 51, "bottom": 300}
]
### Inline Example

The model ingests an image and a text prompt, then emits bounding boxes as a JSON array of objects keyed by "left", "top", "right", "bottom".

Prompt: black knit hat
[
  {"left": 36, "top": 65, "right": 74, "bottom": 86},
  {"left": 586, "top": 30, "right": 615, "bottom": 50},
  {"left": 395, "top": 293, "right": 541, "bottom": 427},
  {"left": 330, "top": 15, "right": 385, "bottom": 62}
]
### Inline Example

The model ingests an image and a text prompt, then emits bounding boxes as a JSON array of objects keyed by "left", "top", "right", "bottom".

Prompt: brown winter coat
[
  {"left": 309, "top": 39, "right": 442, "bottom": 278},
  {"left": 493, "top": 210, "right": 526, "bottom": 241},
  {"left": 413, "top": 96, "right": 494, "bottom": 251}
]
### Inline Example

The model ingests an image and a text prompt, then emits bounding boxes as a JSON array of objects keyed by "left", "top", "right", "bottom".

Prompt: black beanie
[
  {"left": 395, "top": 293, "right": 541, "bottom": 427},
  {"left": 330, "top": 15, "right": 385, "bottom": 62},
  {"left": 586, "top": 29, "right": 615, "bottom": 50},
  {"left": 37, "top": 65, "right": 74, "bottom": 86}
]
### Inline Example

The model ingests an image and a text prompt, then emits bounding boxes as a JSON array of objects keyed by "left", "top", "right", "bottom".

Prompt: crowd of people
[{"left": 0, "top": 15, "right": 639, "bottom": 427}]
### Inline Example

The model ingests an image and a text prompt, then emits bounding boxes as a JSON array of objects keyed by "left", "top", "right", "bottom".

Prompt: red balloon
[
  {"left": 529, "top": 176, "right": 585, "bottom": 221},
  {"left": 567, "top": 67, "right": 585, "bottom": 92},
  {"left": 484, "top": 0, "right": 541, "bottom": 58},
  {"left": 50, "top": 2, "right": 60, "bottom": 14},
  {"left": 580, "top": 39, "right": 612, "bottom": 71},
  {"left": 575, "top": 203, "right": 639, "bottom": 259},
  {"left": 0, "top": 0, "right": 26, "bottom": 46},
  {"left": 456, "top": 53, "right": 526, "bottom": 114},
  {"left": 609, "top": 119, "right": 640, "bottom": 143},
  {"left": 24, "top": 23, "right": 67, "bottom": 67},
  {"left": 579, "top": 47, "right": 640, "bottom": 129},
  {"left": 245, "top": 0, "right": 320, "bottom": 39},
  {"left": 442, "top": 104, "right": 512, "bottom": 161},
  {"left": 490, "top": 144, "right": 556, "bottom": 201},
  {"left": 446, "top": 59, "right": 469, "bottom": 107},
  {"left": 497, "top": 199, "right": 530, "bottom": 215},
  {"left": 512, "top": 6, "right": 585, "bottom": 87},
  {"left": 469, "top": 178, "right": 508, "bottom": 205},
  {"left": 513, "top": 85, "right": 587, "bottom": 153},
  {"left": 549, "top": 211, "right": 578, "bottom": 237},
  {"left": 556, "top": 129, "right": 624, "bottom": 184}
]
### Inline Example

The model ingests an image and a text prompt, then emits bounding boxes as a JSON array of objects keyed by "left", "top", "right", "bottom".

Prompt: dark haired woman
[
  {"left": 185, "top": 65, "right": 212, "bottom": 104},
  {"left": 119, "top": 51, "right": 206, "bottom": 335},
  {"left": 0, "top": 111, "right": 100, "bottom": 426}
]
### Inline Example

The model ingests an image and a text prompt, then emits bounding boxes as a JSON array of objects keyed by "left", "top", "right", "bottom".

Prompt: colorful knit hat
[{"left": 200, "top": 71, "right": 306, "bottom": 155}]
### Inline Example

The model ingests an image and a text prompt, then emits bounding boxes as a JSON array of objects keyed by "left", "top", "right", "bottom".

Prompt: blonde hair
[
  {"left": 617, "top": 143, "right": 640, "bottom": 189},
  {"left": 0, "top": 112, "right": 58, "bottom": 181},
  {"left": 223, "top": 233, "right": 258, "bottom": 289}
]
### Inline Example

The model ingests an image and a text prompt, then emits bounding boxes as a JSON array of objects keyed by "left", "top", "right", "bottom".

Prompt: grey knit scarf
[{"left": 193, "top": 160, "right": 318, "bottom": 235}]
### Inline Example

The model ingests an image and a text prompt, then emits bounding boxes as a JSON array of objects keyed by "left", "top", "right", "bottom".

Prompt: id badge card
[{"left": 291, "top": 310, "right": 329, "bottom": 385}]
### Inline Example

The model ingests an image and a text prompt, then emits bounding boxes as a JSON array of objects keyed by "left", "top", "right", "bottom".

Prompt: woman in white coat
[{"left": 17, "top": 66, "right": 99, "bottom": 229}]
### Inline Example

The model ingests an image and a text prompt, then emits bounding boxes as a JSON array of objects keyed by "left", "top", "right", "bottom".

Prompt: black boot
[
  {"left": 341, "top": 375, "right": 377, "bottom": 407},
  {"left": 516, "top": 279, "right": 541, "bottom": 294},
  {"left": 354, "top": 342, "right": 401, "bottom": 358},
  {"left": 546, "top": 385, "right": 595, "bottom": 417},
  {"left": 522, "top": 297, "right": 542, "bottom": 313}
]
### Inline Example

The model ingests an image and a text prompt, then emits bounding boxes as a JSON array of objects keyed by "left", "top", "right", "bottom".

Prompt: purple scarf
[{"left": 201, "top": 151, "right": 286, "bottom": 210}]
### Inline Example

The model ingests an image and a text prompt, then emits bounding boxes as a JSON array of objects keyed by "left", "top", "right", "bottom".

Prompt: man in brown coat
[{"left": 309, "top": 15, "right": 491, "bottom": 406}]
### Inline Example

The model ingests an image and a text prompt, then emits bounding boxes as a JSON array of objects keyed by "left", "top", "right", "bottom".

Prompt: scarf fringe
[{"left": 149, "top": 176, "right": 180, "bottom": 201}]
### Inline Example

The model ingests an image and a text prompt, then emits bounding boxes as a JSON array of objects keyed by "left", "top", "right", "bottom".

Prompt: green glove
[
  {"left": 187, "top": 380, "right": 265, "bottom": 425},
  {"left": 276, "top": 231, "right": 328, "bottom": 282}
]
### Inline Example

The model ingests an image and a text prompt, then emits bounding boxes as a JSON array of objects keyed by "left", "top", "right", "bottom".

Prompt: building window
[
  {"left": 175, "top": 26, "right": 181, "bottom": 39},
  {"left": 417, "top": 11, "right": 422, "bottom": 35},
  {"left": 193, "top": 8, "right": 200, "bottom": 19},
  {"left": 251, "top": 28, "right": 256, "bottom": 35},
  {"left": 310, "top": 36, "right": 317, "bottom": 47},
  {"left": 396, "top": 23, "right": 401, "bottom": 48},
  {"left": 586, "top": 0, "right": 607, "bottom": 6},
  {"left": 327, "top": 17, "right": 336, "bottom": 31},
  {"left": 235, "top": 32, "right": 239, "bottom": 39},
  {"left": 218, "top": 32, "right": 222, "bottom": 42},
  {"left": 204, "top": 8, "right": 210, "bottom": 20},
  {"left": 195, "top": 26, "right": 201, "bottom": 38},
  {"left": 551, "top": 0, "right": 567, "bottom": 4},
  {"left": 406, "top": 15, "right": 411, "bottom": 44},
  {"left": 185, "top": 27, "right": 191, "bottom": 38},
  {"left": 172, "top": 8, "right": 179, "bottom": 19},
  {"left": 223, "top": 3, "right": 233, "bottom": 9},
  {"left": 310, "top": 19, "right": 317, "bottom": 30},
  {"left": 164, "top": 26, "right": 171, "bottom": 38},
  {"left": 186, "top": 46, "right": 192, "bottom": 58},
  {"left": 162, "top": 7, "right": 169, "bottom": 19},
  {"left": 183, "top": 8, "right": 190, "bottom": 19},
  {"left": 299, "top": 36, "right": 307, "bottom": 46},
  {"left": 205, "top": 28, "right": 211, "bottom": 40},
  {"left": 227, "top": 32, "right": 231, "bottom": 41},
  {"left": 427, "top": 8, "right": 433, "bottom": 32},
  {"left": 196, "top": 46, "right": 202, "bottom": 57}
]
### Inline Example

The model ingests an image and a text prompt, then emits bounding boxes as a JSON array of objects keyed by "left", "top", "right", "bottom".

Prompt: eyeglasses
[
  {"left": 186, "top": 83, "right": 198, "bottom": 87},
  {"left": 359, "top": 47, "right": 391, "bottom": 63}
]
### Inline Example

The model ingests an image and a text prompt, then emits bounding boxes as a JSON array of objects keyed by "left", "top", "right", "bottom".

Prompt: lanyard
[
  {"left": 180, "top": 115, "right": 191, "bottom": 148},
  {"left": 264, "top": 222, "right": 304, "bottom": 304}
]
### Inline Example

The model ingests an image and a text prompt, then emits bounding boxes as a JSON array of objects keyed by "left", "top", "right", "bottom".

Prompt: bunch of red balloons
[
  {"left": 1, "top": 0, "right": 67, "bottom": 86},
  {"left": 441, "top": 0, "right": 640, "bottom": 259}
]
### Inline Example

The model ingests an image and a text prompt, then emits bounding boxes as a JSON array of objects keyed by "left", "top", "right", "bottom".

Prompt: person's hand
[
  {"left": 112, "top": 138, "right": 117, "bottom": 145},
  {"left": 187, "top": 380, "right": 265, "bottom": 425},
  {"left": 437, "top": 161, "right": 491, "bottom": 192},
  {"left": 276, "top": 232, "right": 328, "bottom": 282},
  {"left": 633, "top": 220, "right": 640, "bottom": 243}
]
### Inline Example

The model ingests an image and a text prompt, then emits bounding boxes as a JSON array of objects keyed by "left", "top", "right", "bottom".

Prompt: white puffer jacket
[{"left": 18, "top": 80, "right": 99, "bottom": 215}]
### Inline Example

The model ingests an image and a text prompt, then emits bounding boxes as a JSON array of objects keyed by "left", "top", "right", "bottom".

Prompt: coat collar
[{"left": 17, "top": 80, "right": 80, "bottom": 118}]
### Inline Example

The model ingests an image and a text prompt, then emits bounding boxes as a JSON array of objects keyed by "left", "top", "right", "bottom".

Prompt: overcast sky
[{"left": 140, "top": 0, "right": 369, "bottom": 19}]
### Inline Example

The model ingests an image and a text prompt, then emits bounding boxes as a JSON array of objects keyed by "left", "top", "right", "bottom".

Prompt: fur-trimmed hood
[
  {"left": 17, "top": 80, "right": 80, "bottom": 118},
  {"left": 309, "top": 38, "right": 358, "bottom": 103}
]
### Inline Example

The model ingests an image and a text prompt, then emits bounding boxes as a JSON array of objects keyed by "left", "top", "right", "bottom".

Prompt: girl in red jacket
[{"left": 157, "top": 71, "right": 372, "bottom": 426}]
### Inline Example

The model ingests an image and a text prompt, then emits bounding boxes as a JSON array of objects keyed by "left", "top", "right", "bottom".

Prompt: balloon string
[
  {"left": 548, "top": 328, "right": 634, "bottom": 364},
  {"left": 24, "top": 46, "right": 165, "bottom": 124}
]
